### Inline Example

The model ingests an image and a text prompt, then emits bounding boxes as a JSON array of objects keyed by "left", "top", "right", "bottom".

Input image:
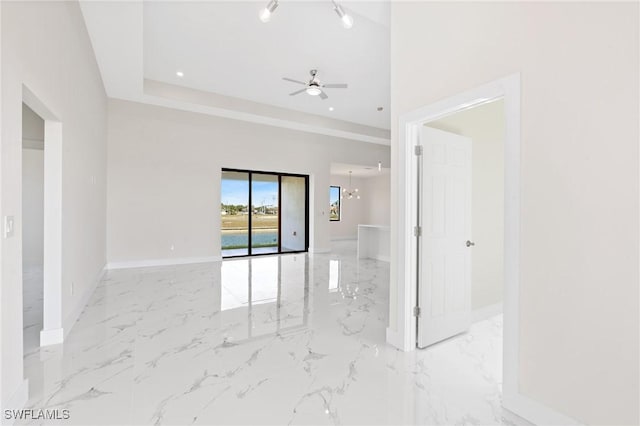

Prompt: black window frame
[
  {"left": 221, "top": 168, "right": 309, "bottom": 258},
  {"left": 329, "top": 185, "right": 341, "bottom": 222}
]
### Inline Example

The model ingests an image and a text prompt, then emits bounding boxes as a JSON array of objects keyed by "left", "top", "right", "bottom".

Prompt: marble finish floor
[
  {"left": 22, "top": 242, "right": 522, "bottom": 425},
  {"left": 23, "top": 266, "right": 44, "bottom": 356}
]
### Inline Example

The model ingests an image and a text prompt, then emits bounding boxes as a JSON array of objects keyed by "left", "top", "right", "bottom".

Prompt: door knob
[{"left": 466, "top": 240, "right": 475, "bottom": 247}]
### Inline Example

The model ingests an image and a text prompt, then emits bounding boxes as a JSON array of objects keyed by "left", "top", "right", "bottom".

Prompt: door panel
[
  {"left": 251, "top": 173, "right": 279, "bottom": 255},
  {"left": 418, "top": 126, "right": 472, "bottom": 349},
  {"left": 221, "top": 171, "right": 250, "bottom": 257}
]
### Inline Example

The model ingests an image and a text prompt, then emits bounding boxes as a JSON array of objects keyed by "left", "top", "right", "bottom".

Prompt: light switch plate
[{"left": 4, "top": 216, "right": 15, "bottom": 238}]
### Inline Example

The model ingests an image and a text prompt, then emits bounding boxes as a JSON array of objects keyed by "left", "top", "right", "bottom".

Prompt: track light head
[
  {"left": 333, "top": 2, "right": 353, "bottom": 29},
  {"left": 259, "top": 0, "right": 278, "bottom": 23}
]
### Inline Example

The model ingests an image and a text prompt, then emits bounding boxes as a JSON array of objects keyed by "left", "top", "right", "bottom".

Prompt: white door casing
[{"left": 417, "top": 126, "right": 472, "bottom": 348}]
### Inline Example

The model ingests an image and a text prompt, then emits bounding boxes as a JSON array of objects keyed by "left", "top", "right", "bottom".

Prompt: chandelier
[{"left": 342, "top": 171, "right": 360, "bottom": 200}]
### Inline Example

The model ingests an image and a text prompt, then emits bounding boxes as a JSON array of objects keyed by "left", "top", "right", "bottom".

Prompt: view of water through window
[{"left": 221, "top": 170, "right": 307, "bottom": 257}]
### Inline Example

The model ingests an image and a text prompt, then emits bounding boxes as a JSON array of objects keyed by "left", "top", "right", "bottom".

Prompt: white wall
[
  {"left": 390, "top": 2, "right": 638, "bottom": 425},
  {"left": 329, "top": 174, "right": 368, "bottom": 240},
  {"left": 106, "top": 99, "right": 390, "bottom": 264},
  {"left": 362, "top": 173, "right": 390, "bottom": 226},
  {"left": 22, "top": 148, "right": 44, "bottom": 270},
  {"left": 329, "top": 173, "right": 390, "bottom": 241},
  {"left": 280, "top": 175, "right": 306, "bottom": 251},
  {"left": 22, "top": 104, "right": 45, "bottom": 271},
  {"left": 1, "top": 1, "right": 107, "bottom": 409},
  {"left": 427, "top": 100, "right": 504, "bottom": 311},
  {"left": 22, "top": 103, "right": 44, "bottom": 149}
]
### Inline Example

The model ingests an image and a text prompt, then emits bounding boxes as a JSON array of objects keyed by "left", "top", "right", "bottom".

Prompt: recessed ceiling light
[
  {"left": 329, "top": 107, "right": 334, "bottom": 111},
  {"left": 176, "top": 71, "right": 184, "bottom": 78}
]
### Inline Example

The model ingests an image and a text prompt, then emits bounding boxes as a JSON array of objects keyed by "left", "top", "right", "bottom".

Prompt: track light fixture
[
  {"left": 258, "top": 0, "right": 353, "bottom": 29},
  {"left": 332, "top": 0, "right": 353, "bottom": 29},
  {"left": 259, "top": 0, "right": 279, "bottom": 23}
]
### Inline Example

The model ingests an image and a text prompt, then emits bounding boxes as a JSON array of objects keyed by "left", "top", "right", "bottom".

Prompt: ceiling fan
[{"left": 283, "top": 69, "right": 348, "bottom": 100}]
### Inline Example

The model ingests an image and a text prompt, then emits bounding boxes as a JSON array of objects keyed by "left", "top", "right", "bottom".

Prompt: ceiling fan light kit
[
  {"left": 306, "top": 86, "right": 322, "bottom": 96},
  {"left": 283, "top": 69, "right": 348, "bottom": 100},
  {"left": 259, "top": 0, "right": 353, "bottom": 29}
]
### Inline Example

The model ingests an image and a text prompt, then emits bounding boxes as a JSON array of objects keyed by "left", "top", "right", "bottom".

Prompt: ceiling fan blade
[
  {"left": 323, "top": 83, "right": 348, "bottom": 89},
  {"left": 319, "top": 91, "right": 328, "bottom": 100},
  {"left": 283, "top": 77, "right": 307, "bottom": 85},
  {"left": 289, "top": 88, "right": 307, "bottom": 96}
]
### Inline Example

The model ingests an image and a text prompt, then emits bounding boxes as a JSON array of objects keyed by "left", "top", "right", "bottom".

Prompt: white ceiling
[
  {"left": 142, "top": 1, "right": 390, "bottom": 129},
  {"left": 331, "top": 162, "right": 389, "bottom": 177}
]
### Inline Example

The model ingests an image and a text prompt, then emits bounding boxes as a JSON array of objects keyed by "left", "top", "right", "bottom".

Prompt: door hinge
[
  {"left": 413, "top": 306, "right": 421, "bottom": 317},
  {"left": 413, "top": 226, "right": 422, "bottom": 237},
  {"left": 414, "top": 145, "right": 423, "bottom": 156}
]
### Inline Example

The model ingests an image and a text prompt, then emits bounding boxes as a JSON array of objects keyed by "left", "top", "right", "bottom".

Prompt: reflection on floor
[
  {"left": 23, "top": 266, "right": 43, "bottom": 356},
  {"left": 21, "top": 241, "right": 523, "bottom": 425}
]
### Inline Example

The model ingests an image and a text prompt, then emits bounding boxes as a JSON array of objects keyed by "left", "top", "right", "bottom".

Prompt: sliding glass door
[
  {"left": 221, "top": 169, "right": 308, "bottom": 258},
  {"left": 221, "top": 171, "right": 250, "bottom": 256}
]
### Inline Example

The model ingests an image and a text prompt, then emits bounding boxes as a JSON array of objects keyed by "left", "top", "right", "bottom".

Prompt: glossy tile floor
[
  {"left": 22, "top": 241, "right": 523, "bottom": 425},
  {"left": 23, "top": 266, "right": 44, "bottom": 356}
]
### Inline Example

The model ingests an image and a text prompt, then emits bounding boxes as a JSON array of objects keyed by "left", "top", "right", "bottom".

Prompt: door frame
[
  {"left": 391, "top": 73, "right": 522, "bottom": 412},
  {"left": 22, "top": 85, "right": 64, "bottom": 347}
]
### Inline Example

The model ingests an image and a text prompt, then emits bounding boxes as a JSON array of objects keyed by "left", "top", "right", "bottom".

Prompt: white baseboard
[
  {"left": 504, "top": 392, "right": 583, "bottom": 426},
  {"left": 2, "top": 379, "right": 29, "bottom": 425},
  {"left": 358, "top": 254, "right": 390, "bottom": 262},
  {"left": 63, "top": 265, "right": 106, "bottom": 339},
  {"left": 309, "top": 247, "right": 331, "bottom": 254},
  {"left": 40, "top": 328, "right": 64, "bottom": 346},
  {"left": 471, "top": 302, "right": 503, "bottom": 323},
  {"left": 106, "top": 256, "right": 222, "bottom": 270},
  {"left": 330, "top": 237, "right": 357, "bottom": 242}
]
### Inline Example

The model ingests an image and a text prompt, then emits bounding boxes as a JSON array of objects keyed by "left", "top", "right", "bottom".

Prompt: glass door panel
[
  {"left": 221, "top": 171, "right": 250, "bottom": 257},
  {"left": 251, "top": 173, "right": 279, "bottom": 254}
]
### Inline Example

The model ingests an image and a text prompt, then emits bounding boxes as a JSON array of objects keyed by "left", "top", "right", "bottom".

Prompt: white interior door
[{"left": 417, "top": 126, "right": 472, "bottom": 348}]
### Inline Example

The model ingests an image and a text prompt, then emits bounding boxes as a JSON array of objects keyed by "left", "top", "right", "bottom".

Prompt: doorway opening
[
  {"left": 22, "top": 85, "right": 64, "bottom": 348},
  {"left": 221, "top": 168, "right": 309, "bottom": 258},
  {"left": 22, "top": 103, "right": 45, "bottom": 355},
  {"left": 417, "top": 98, "right": 505, "bottom": 348},
  {"left": 393, "top": 74, "right": 523, "bottom": 414}
]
